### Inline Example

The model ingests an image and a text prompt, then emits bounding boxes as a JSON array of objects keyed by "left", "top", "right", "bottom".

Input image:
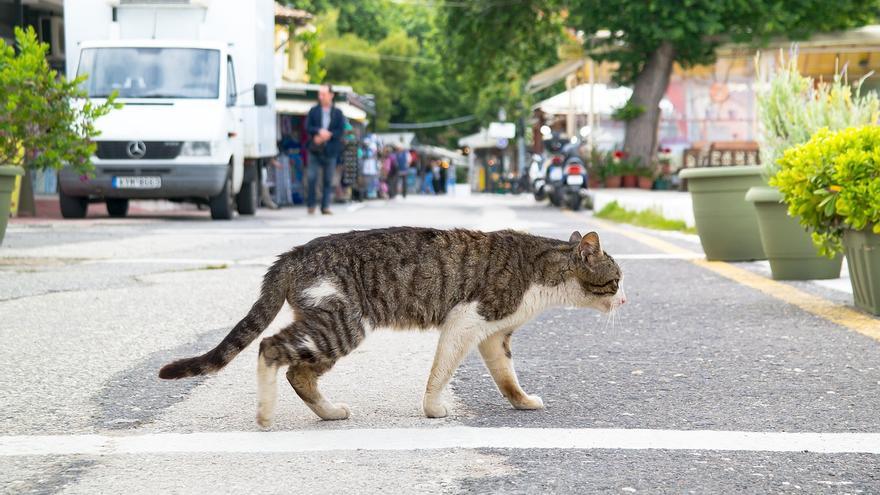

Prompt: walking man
[{"left": 306, "top": 85, "right": 347, "bottom": 215}]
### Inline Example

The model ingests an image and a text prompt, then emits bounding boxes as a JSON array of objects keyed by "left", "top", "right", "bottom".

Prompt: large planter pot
[
  {"left": 604, "top": 176, "right": 622, "bottom": 188},
  {"left": 0, "top": 165, "right": 24, "bottom": 246},
  {"left": 622, "top": 175, "right": 637, "bottom": 188},
  {"left": 637, "top": 176, "right": 653, "bottom": 189},
  {"left": 679, "top": 165, "right": 766, "bottom": 261},
  {"left": 745, "top": 186, "right": 843, "bottom": 280},
  {"left": 843, "top": 229, "right": 880, "bottom": 315}
]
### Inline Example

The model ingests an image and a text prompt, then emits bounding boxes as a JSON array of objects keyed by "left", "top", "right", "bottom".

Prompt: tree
[
  {"left": 441, "top": 3, "right": 564, "bottom": 126},
  {"left": 0, "top": 27, "right": 117, "bottom": 175},
  {"left": 445, "top": 0, "right": 880, "bottom": 165}
]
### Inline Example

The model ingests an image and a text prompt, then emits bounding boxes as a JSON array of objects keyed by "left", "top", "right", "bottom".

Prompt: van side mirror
[{"left": 253, "top": 83, "right": 268, "bottom": 107}]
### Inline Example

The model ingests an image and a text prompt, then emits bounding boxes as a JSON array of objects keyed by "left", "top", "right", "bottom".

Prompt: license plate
[
  {"left": 566, "top": 175, "right": 584, "bottom": 186},
  {"left": 113, "top": 176, "right": 161, "bottom": 189},
  {"left": 548, "top": 168, "right": 563, "bottom": 181}
]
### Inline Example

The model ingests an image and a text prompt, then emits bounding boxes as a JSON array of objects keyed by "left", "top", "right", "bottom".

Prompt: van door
[{"left": 226, "top": 55, "right": 245, "bottom": 192}]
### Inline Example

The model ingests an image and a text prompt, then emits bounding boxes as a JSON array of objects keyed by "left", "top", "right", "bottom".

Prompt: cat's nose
[{"left": 618, "top": 288, "right": 627, "bottom": 306}]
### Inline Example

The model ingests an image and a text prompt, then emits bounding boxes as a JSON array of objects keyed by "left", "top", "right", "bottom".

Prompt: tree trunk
[{"left": 623, "top": 42, "right": 675, "bottom": 167}]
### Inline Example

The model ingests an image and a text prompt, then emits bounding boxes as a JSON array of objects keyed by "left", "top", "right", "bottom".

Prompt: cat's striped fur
[{"left": 159, "top": 227, "right": 624, "bottom": 426}]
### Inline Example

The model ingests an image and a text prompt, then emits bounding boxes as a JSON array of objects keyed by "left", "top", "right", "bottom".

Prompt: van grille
[{"left": 95, "top": 141, "right": 182, "bottom": 160}]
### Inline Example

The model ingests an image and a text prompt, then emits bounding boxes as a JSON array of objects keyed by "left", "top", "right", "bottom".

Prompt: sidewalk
[{"left": 590, "top": 189, "right": 694, "bottom": 227}]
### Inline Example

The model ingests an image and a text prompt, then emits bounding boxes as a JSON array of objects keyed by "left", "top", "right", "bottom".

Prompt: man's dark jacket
[{"left": 306, "top": 105, "right": 346, "bottom": 159}]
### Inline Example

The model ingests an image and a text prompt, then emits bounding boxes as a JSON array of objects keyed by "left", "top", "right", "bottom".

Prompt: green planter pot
[
  {"left": 745, "top": 186, "right": 843, "bottom": 280},
  {"left": 843, "top": 229, "right": 880, "bottom": 315},
  {"left": 0, "top": 165, "right": 24, "bottom": 246},
  {"left": 679, "top": 166, "right": 766, "bottom": 261}
]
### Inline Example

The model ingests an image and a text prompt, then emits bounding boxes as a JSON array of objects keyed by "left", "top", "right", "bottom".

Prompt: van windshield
[{"left": 78, "top": 47, "right": 220, "bottom": 99}]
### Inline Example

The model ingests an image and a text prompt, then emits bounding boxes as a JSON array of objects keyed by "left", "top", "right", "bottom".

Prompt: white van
[{"left": 60, "top": 0, "right": 276, "bottom": 219}]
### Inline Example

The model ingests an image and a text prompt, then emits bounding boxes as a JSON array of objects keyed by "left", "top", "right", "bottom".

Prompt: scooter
[
  {"left": 528, "top": 153, "right": 548, "bottom": 200},
  {"left": 544, "top": 155, "right": 565, "bottom": 207},
  {"left": 558, "top": 156, "right": 591, "bottom": 210}
]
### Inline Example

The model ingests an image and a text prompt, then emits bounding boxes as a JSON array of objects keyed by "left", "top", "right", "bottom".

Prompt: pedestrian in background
[
  {"left": 362, "top": 134, "right": 380, "bottom": 199},
  {"left": 395, "top": 144, "right": 410, "bottom": 199},
  {"left": 306, "top": 84, "right": 347, "bottom": 215}
]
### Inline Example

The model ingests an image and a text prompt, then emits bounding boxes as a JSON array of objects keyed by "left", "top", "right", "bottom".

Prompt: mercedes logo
[{"left": 126, "top": 141, "right": 147, "bottom": 159}]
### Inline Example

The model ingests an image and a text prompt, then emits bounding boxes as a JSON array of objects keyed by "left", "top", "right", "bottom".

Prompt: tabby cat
[{"left": 160, "top": 227, "right": 625, "bottom": 427}]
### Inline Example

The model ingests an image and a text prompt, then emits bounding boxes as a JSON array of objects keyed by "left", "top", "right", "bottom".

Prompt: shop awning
[
  {"left": 275, "top": 98, "right": 368, "bottom": 121},
  {"left": 458, "top": 128, "right": 499, "bottom": 150},
  {"left": 535, "top": 83, "right": 674, "bottom": 117},
  {"left": 526, "top": 59, "right": 585, "bottom": 94}
]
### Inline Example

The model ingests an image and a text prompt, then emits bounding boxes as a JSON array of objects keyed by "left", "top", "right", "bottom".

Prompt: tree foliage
[
  {"left": 444, "top": 0, "right": 879, "bottom": 161},
  {"left": 0, "top": 27, "right": 117, "bottom": 175}
]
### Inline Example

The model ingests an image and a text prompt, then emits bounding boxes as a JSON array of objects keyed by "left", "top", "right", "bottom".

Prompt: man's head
[{"left": 318, "top": 85, "right": 334, "bottom": 107}]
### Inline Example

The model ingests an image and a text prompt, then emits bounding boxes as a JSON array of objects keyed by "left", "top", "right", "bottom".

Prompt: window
[{"left": 226, "top": 57, "right": 237, "bottom": 106}]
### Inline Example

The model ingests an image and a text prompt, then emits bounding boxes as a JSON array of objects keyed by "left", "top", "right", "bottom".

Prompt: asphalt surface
[{"left": 1, "top": 192, "right": 879, "bottom": 494}]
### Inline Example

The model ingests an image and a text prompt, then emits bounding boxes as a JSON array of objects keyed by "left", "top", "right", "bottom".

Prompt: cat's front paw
[
  {"left": 423, "top": 400, "right": 450, "bottom": 418},
  {"left": 256, "top": 413, "right": 274, "bottom": 428},
  {"left": 513, "top": 394, "right": 544, "bottom": 410}
]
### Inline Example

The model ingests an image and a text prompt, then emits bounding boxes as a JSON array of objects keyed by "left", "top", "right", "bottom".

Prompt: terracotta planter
[
  {"left": 588, "top": 176, "right": 601, "bottom": 189},
  {"left": 604, "top": 176, "right": 622, "bottom": 188},
  {"left": 637, "top": 176, "right": 653, "bottom": 189},
  {"left": 679, "top": 165, "right": 766, "bottom": 261},
  {"left": 622, "top": 175, "right": 637, "bottom": 188}
]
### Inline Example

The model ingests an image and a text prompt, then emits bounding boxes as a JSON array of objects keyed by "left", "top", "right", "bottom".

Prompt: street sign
[{"left": 488, "top": 122, "right": 516, "bottom": 139}]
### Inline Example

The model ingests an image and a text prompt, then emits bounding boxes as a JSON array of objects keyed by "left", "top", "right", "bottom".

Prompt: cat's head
[{"left": 568, "top": 231, "right": 625, "bottom": 312}]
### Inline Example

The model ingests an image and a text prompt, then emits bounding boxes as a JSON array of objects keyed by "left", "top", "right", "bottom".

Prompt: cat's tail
[{"left": 158, "top": 259, "right": 288, "bottom": 380}]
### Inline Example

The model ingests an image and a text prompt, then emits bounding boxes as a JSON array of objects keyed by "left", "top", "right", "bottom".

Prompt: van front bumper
[{"left": 59, "top": 163, "right": 227, "bottom": 199}]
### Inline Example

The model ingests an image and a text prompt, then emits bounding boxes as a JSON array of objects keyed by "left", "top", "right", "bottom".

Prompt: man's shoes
[
  {"left": 321, "top": 209, "right": 332, "bottom": 215},
  {"left": 307, "top": 207, "right": 316, "bottom": 215}
]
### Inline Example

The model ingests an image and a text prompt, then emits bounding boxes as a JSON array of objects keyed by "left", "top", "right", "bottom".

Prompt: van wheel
[
  {"left": 236, "top": 177, "right": 258, "bottom": 215},
  {"left": 106, "top": 198, "right": 129, "bottom": 218},
  {"left": 59, "top": 190, "right": 88, "bottom": 219},
  {"left": 209, "top": 172, "right": 234, "bottom": 220}
]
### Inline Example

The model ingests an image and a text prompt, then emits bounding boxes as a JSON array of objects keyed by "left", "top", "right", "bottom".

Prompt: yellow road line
[{"left": 567, "top": 212, "right": 880, "bottom": 340}]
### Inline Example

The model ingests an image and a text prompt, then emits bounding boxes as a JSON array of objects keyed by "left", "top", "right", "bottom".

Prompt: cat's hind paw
[
  {"left": 423, "top": 400, "right": 450, "bottom": 418},
  {"left": 513, "top": 394, "right": 544, "bottom": 410}
]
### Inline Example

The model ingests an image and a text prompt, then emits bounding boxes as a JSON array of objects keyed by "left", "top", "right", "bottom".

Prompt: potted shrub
[
  {"left": 636, "top": 166, "right": 654, "bottom": 189},
  {"left": 747, "top": 54, "right": 875, "bottom": 280},
  {"left": 620, "top": 161, "right": 638, "bottom": 188},
  {"left": 0, "top": 27, "right": 116, "bottom": 241},
  {"left": 604, "top": 152, "right": 623, "bottom": 188},
  {"left": 774, "top": 126, "right": 880, "bottom": 314}
]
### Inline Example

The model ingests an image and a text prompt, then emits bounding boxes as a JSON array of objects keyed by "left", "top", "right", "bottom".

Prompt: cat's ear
[
  {"left": 578, "top": 231, "right": 603, "bottom": 262},
  {"left": 569, "top": 231, "right": 582, "bottom": 243}
]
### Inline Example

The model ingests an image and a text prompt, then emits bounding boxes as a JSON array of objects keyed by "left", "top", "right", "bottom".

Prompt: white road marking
[{"left": 2, "top": 427, "right": 879, "bottom": 457}]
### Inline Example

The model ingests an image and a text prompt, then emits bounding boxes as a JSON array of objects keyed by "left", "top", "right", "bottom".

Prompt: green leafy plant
[
  {"left": 0, "top": 27, "right": 118, "bottom": 176},
  {"left": 757, "top": 50, "right": 880, "bottom": 178},
  {"left": 610, "top": 101, "right": 645, "bottom": 122},
  {"left": 771, "top": 126, "right": 880, "bottom": 255},
  {"left": 635, "top": 165, "right": 655, "bottom": 178}
]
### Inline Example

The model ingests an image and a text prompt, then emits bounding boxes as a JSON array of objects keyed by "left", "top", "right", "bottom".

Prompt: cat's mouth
[{"left": 602, "top": 288, "right": 626, "bottom": 313}]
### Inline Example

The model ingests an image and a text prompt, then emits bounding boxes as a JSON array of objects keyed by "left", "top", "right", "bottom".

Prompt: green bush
[
  {"left": 771, "top": 126, "right": 880, "bottom": 255},
  {"left": 455, "top": 165, "right": 468, "bottom": 184},
  {"left": 0, "top": 27, "right": 117, "bottom": 175},
  {"left": 757, "top": 51, "right": 879, "bottom": 177}
]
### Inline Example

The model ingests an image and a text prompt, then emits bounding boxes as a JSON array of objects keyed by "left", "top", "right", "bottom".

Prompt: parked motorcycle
[
  {"left": 548, "top": 139, "right": 590, "bottom": 210},
  {"left": 528, "top": 153, "right": 547, "bottom": 200},
  {"left": 558, "top": 157, "right": 591, "bottom": 210}
]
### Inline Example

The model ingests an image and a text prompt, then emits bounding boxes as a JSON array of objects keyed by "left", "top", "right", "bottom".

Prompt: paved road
[{"left": 1, "top": 193, "right": 879, "bottom": 494}]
